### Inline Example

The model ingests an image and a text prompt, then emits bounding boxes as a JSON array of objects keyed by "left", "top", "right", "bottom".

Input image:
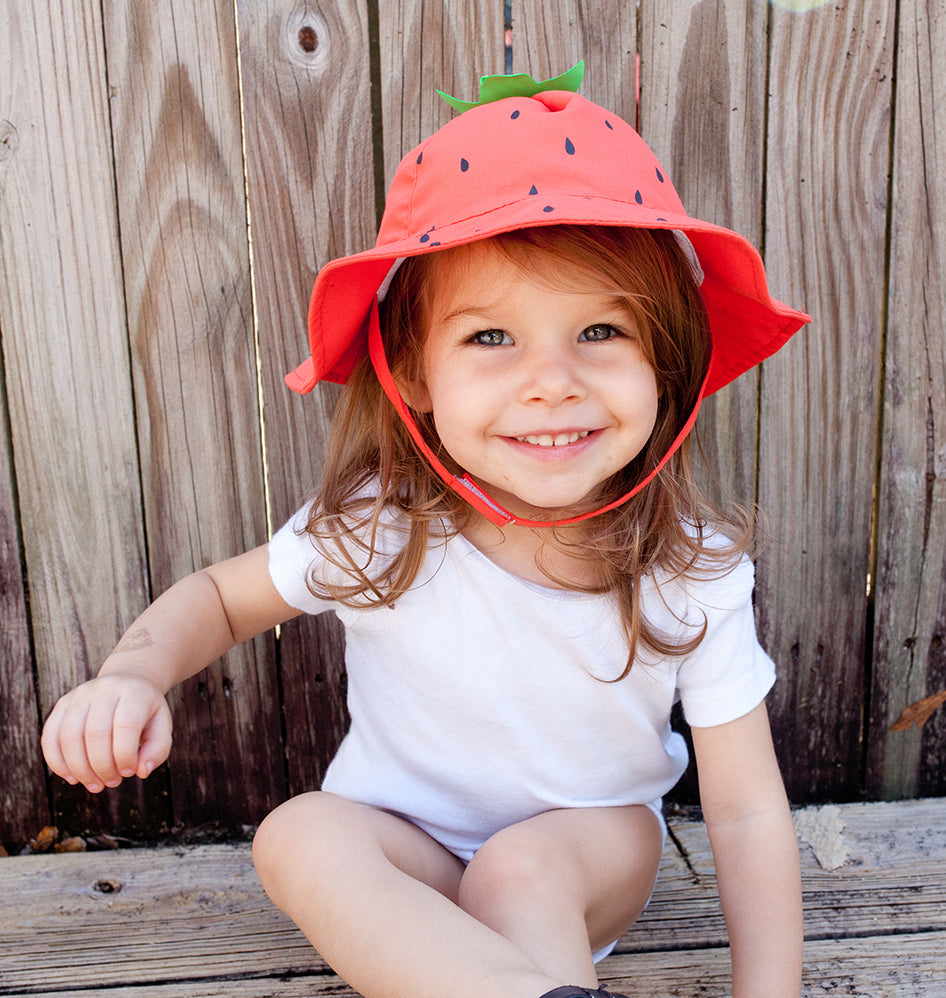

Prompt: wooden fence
[{"left": 1, "top": 0, "right": 943, "bottom": 850}]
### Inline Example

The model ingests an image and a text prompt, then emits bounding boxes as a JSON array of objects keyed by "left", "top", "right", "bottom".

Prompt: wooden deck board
[{"left": 1, "top": 800, "right": 944, "bottom": 997}]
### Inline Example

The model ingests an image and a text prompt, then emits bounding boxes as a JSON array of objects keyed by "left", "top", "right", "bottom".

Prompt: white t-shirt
[{"left": 268, "top": 506, "right": 775, "bottom": 862}]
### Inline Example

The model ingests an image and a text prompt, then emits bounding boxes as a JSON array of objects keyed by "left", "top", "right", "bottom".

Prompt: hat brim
[{"left": 287, "top": 196, "right": 810, "bottom": 396}]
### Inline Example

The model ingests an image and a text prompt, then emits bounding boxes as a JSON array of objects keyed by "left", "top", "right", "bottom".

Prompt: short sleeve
[
  {"left": 268, "top": 506, "right": 336, "bottom": 615},
  {"left": 674, "top": 554, "right": 776, "bottom": 728}
]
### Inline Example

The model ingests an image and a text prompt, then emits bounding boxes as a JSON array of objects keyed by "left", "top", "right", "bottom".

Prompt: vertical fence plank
[
  {"left": 238, "top": 0, "right": 376, "bottom": 796},
  {"left": 0, "top": 0, "right": 158, "bottom": 836},
  {"left": 512, "top": 0, "right": 636, "bottom": 118},
  {"left": 0, "top": 373, "right": 49, "bottom": 849},
  {"left": 101, "top": 0, "right": 283, "bottom": 827},
  {"left": 638, "top": 1, "right": 767, "bottom": 515},
  {"left": 867, "top": 0, "right": 946, "bottom": 799},
  {"left": 379, "top": 0, "right": 506, "bottom": 189},
  {"left": 757, "top": 2, "right": 896, "bottom": 801}
]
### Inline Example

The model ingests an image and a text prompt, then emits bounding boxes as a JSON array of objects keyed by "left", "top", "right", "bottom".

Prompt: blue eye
[
  {"left": 579, "top": 324, "right": 619, "bottom": 342},
  {"left": 472, "top": 329, "right": 510, "bottom": 346}
]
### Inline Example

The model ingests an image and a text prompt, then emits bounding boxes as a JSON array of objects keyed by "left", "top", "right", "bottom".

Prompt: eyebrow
[
  {"left": 436, "top": 293, "right": 631, "bottom": 326},
  {"left": 436, "top": 304, "right": 502, "bottom": 324}
]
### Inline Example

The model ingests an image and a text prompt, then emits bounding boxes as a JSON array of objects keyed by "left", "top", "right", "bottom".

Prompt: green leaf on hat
[{"left": 436, "top": 61, "right": 585, "bottom": 112}]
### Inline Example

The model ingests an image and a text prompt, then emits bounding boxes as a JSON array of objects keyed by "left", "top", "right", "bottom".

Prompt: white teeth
[{"left": 516, "top": 430, "right": 590, "bottom": 447}]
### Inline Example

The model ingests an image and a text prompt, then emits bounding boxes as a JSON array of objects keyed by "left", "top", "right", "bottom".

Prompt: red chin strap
[{"left": 367, "top": 300, "right": 709, "bottom": 528}]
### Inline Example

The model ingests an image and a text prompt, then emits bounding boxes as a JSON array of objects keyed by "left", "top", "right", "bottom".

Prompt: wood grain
[
  {"left": 633, "top": 1, "right": 769, "bottom": 801},
  {"left": 513, "top": 0, "right": 637, "bottom": 120},
  {"left": 378, "top": 0, "right": 506, "bottom": 188},
  {"left": 239, "top": 0, "right": 376, "bottom": 525},
  {"left": 101, "top": 0, "right": 284, "bottom": 827},
  {"left": 9, "top": 933, "right": 946, "bottom": 998},
  {"left": 639, "top": 0, "right": 768, "bottom": 516},
  {"left": 2, "top": 0, "right": 946, "bottom": 841},
  {"left": 237, "top": 0, "right": 377, "bottom": 795},
  {"left": 0, "top": 4, "right": 148, "bottom": 699},
  {"left": 0, "top": 0, "right": 155, "bottom": 837},
  {"left": 867, "top": 0, "right": 946, "bottom": 799},
  {"left": 756, "top": 1, "right": 896, "bottom": 801},
  {"left": 0, "top": 362, "right": 49, "bottom": 848},
  {"left": 2, "top": 800, "right": 944, "bottom": 997}
]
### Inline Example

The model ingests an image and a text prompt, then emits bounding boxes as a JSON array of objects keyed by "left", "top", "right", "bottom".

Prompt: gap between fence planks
[{"left": 1, "top": 799, "right": 944, "bottom": 997}]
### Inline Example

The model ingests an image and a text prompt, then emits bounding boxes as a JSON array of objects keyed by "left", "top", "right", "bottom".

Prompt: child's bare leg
[
  {"left": 253, "top": 792, "right": 567, "bottom": 998},
  {"left": 458, "top": 805, "right": 663, "bottom": 987}
]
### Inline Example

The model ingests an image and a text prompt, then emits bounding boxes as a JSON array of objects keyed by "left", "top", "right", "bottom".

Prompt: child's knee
[
  {"left": 459, "top": 820, "right": 581, "bottom": 917},
  {"left": 254, "top": 796, "right": 297, "bottom": 887},
  {"left": 253, "top": 791, "right": 337, "bottom": 890}
]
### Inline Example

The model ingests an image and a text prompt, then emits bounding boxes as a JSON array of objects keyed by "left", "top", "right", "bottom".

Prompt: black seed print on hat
[
  {"left": 417, "top": 152, "right": 423, "bottom": 165},
  {"left": 656, "top": 168, "right": 664, "bottom": 182},
  {"left": 605, "top": 120, "right": 613, "bottom": 130},
  {"left": 460, "top": 158, "right": 469, "bottom": 172},
  {"left": 543, "top": 205, "right": 555, "bottom": 212},
  {"left": 635, "top": 191, "right": 643, "bottom": 204},
  {"left": 419, "top": 233, "right": 431, "bottom": 243},
  {"left": 511, "top": 109, "right": 520, "bottom": 119},
  {"left": 529, "top": 185, "right": 538, "bottom": 195},
  {"left": 565, "top": 138, "right": 575, "bottom": 155}
]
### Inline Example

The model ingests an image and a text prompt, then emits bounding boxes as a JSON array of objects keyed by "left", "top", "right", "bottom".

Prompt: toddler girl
[{"left": 42, "top": 66, "right": 810, "bottom": 998}]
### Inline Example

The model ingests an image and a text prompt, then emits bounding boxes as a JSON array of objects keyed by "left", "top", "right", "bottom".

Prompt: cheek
[
  {"left": 621, "top": 369, "right": 661, "bottom": 438},
  {"left": 430, "top": 385, "right": 478, "bottom": 444}
]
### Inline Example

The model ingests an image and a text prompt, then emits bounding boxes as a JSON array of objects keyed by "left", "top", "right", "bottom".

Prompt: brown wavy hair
[{"left": 304, "top": 224, "right": 754, "bottom": 677}]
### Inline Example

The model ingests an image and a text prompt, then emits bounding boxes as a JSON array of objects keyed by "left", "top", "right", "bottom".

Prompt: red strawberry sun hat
[{"left": 286, "top": 63, "right": 811, "bottom": 527}]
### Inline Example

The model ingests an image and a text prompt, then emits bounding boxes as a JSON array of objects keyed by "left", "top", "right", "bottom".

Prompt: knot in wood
[
  {"left": 92, "top": 877, "right": 123, "bottom": 895},
  {"left": 284, "top": 7, "right": 329, "bottom": 70},
  {"left": 0, "top": 120, "right": 20, "bottom": 162},
  {"left": 298, "top": 25, "right": 318, "bottom": 53}
]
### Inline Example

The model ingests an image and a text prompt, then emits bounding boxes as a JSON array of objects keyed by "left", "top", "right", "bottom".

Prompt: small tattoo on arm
[{"left": 115, "top": 627, "right": 155, "bottom": 655}]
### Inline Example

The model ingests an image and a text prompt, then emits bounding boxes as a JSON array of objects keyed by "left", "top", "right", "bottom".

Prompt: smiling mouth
[{"left": 514, "top": 430, "right": 592, "bottom": 448}]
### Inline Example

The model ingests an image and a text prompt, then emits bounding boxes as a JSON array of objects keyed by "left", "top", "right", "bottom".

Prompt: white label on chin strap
[{"left": 456, "top": 476, "right": 515, "bottom": 523}]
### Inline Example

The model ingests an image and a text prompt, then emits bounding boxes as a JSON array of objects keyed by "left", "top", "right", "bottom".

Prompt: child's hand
[{"left": 41, "top": 674, "right": 172, "bottom": 793}]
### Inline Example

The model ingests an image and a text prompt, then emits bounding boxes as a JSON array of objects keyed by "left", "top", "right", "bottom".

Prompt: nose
[{"left": 518, "top": 342, "right": 586, "bottom": 406}]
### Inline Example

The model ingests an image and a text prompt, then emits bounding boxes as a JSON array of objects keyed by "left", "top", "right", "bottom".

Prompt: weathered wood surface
[
  {"left": 635, "top": 1, "right": 769, "bottom": 799},
  {"left": 638, "top": 1, "right": 766, "bottom": 518},
  {"left": 1, "top": 800, "right": 944, "bottom": 997},
  {"left": 101, "top": 0, "right": 283, "bottom": 831},
  {"left": 379, "top": 0, "right": 506, "bottom": 187},
  {"left": 755, "top": 1, "right": 897, "bottom": 802},
  {"left": 511, "top": 0, "right": 637, "bottom": 119},
  {"left": 2, "top": 0, "right": 946, "bottom": 846},
  {"left": 867, "top": 0, "right": 946, "bottom": 800},
  {"left": 0, "top": 365, "right": 48, "bottom": 846},
  {"left": 0, "top": 0, "right": 155, "bottom": 843},
  {"left": 236, "top": 0, "right": 376, "bottom": 798}
]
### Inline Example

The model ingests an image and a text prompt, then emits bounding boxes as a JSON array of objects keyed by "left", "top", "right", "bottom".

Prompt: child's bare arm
[
  {"left": 41, "top": 544, "right": 300, "bottom": 793},
  {"left": 691, "top": 702, "right": 803, "bottom": 998}
]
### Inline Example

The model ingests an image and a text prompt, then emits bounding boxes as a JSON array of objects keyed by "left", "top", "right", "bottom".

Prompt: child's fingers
[
  {"left": 84, "top": 693, "right": 131, "bottom": 788},
  {"left": 41, "top": 676, "right": 169, "bottom": 793},
  {"left": 135, "top": 700, "right": 173, "bottom": 778},
  {"left": 110, "top": 692, "right": 171, "bottom": 778},
  {"left": 56, "top": 698, "right": 107, "bottom": 792},
  {"left": 109, "top": 693, "right": 152, "bottom": 777},
  {"left": 40, "top": 699, "right": 81, "bottom": 786}
]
